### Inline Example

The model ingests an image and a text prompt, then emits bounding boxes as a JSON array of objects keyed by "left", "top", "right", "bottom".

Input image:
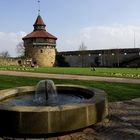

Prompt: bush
[{"left": 56, "top": 55, "right": 70, "bottom": 67}]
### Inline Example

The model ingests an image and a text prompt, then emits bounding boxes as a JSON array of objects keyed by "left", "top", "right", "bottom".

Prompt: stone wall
[
  {"left": 0, "top": 46, "right": 56, "bottom": 67},
  {"left": 0, "top": 58, "right": 19, "bottom": 66},
  {"left": 59, "top": 48, "right": 140, "bottom": 67},
  {"left": 25, "top": 45, "right": 56, "bottom": 67}
]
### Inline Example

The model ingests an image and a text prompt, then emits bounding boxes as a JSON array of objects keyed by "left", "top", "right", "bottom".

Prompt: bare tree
[
  {"left": 79, "top": 42, "right": 87, "bottom": 67},
  {"left": 0, "top": 51, "right": 10, "bottom": 58},
  {"left": 79, "top": 42, "right": 87, "bottom": 51},
  {"left": 16, "top": 42, "right": 25, "bottom": 58}
]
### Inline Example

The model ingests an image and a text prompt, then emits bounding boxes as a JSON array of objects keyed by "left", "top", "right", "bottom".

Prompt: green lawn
[
  {"left": 0, "top": 66, "right": 140, "bottom": 78},
  {"left": 0, "top": 75, "right": 139, "bottom": 102}
]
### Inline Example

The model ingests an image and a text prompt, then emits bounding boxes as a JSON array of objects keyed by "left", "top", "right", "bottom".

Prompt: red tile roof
[
  {"left": 23, "top": 30, "right": 57, "bottom": 40},
  {"left": 22, "top": 15, "right": 57, "bottom": 40}
]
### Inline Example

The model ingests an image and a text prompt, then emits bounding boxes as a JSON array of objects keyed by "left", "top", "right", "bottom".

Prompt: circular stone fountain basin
[
  {"left": 0, "top": 85, "right": 108, "bottom": 135},
  {"left": 0, "top": 88, "right": 90, "bottom": 106}
]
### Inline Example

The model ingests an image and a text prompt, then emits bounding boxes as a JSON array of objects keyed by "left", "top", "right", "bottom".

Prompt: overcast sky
[{"left": 0, "top": 0, "right": 140, "bottom": 57}]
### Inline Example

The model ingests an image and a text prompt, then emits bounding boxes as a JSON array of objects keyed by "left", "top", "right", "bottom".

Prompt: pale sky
[{"left": 0, "top": 0, "right": 140, "bottom": 56}]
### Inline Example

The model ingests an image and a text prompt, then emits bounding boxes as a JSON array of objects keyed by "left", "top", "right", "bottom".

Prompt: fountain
[
  {"left": 34, "top": 80, "right": 58, "bottom": 105},
  {"left": 0, "top": 80, "right": 108, "bottom": 136}
]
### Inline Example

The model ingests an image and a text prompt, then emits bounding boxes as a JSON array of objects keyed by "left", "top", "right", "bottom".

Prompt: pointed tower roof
[
  {"left": 33, "top": 15, "right": 46, "bottom": 31},
  {"left": 33, "top": 15, "right": 46, "bottom": 26},
  {"left": 23, "top": 15, "right": 57, "bottom": 40}
]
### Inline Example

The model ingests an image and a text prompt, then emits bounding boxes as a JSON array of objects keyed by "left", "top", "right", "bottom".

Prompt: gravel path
[{"left": 0, "top": 70, "right": 140, "bottom": 84}]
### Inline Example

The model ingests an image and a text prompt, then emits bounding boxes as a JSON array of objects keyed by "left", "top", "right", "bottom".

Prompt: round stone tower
[{"left": 22, "top": 15, "right": 57, "bottom": 67}]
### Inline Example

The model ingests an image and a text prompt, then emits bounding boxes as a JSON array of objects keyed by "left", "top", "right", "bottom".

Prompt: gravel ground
[{"left": 0, "top": 70, "right": 140, "bottom": 84}]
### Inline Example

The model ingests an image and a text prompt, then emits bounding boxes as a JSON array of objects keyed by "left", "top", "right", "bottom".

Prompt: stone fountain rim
[
  {"left": 0, "top": 84, "right": 106, "bottom": 111},
  {"left": 0, "top": 84, "right": 108, "bottom": 135}
]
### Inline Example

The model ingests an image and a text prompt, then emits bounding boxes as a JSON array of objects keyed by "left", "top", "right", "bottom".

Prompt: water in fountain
[
  {"left": 34, "top": 80, "right": 58, "bottom": 104},
  {"left": 0, "top": 80, "right": 87, "bottom": 106}
]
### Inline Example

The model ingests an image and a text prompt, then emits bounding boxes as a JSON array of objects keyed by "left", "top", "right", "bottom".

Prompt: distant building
[
  {"left": 22, "top": 15, "right": 57, "bottom": 67},
  {"left": 58, "top": 48, "right": 140, "bottom": 67}
]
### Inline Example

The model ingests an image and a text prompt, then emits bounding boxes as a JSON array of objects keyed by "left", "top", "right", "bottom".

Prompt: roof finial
[{"left": 37, "top": 0, "right": 41, "bottom": 15}]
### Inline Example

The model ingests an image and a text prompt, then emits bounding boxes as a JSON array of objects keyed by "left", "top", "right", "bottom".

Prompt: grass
[
  {"left": 0, "top": 75, "right": 139, "bottom": 102},
  {"left": 0, "top": 65, "right": 140, "bottom": 79}
]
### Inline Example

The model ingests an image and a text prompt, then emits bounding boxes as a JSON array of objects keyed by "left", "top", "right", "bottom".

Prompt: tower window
[{"left": 40, "top": 50, "right": 43, "bottom": 53}]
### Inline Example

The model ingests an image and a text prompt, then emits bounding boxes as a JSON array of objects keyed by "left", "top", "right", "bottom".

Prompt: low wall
[{"left": 0, "top": 58, "right": 19, "bottom": 66}]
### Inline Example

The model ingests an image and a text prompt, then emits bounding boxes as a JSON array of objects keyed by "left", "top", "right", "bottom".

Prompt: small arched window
[{"left": 40, "top": 50, "right": 43, "bottom": 53}]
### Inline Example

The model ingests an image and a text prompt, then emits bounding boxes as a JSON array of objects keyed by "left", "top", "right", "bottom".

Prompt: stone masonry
[{"left": 22, "top": 15, "right": 57, "bottom": 67}]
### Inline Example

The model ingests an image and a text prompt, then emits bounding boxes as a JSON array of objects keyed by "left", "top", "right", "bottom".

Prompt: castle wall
[
  {"left": 1, "top": 48, "right": 139, "bottom": 68},
  {"left": 0, "top": 58, "right": 19, "bottom": 66},
  {"left": 59, "top": 48, "right": 140, "bottom": 67},
  {"left": 25, "top": 45, "right": 56, "bottom": 67}
]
